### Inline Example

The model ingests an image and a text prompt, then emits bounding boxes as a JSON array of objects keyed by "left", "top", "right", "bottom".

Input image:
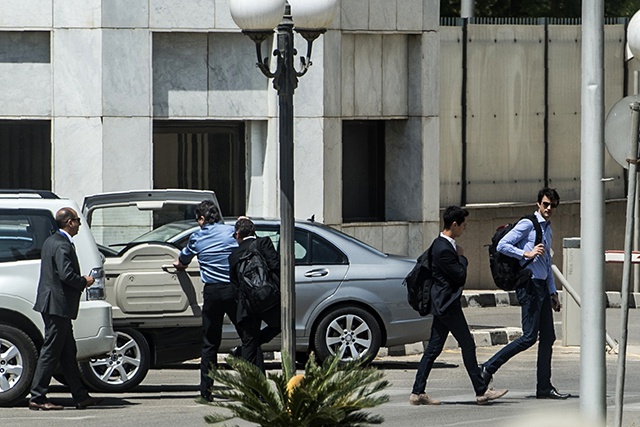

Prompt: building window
[
  {"left": 0, "top": 121, "right": 51, "bottom": 190},
  {"left": 153, "top": 121, "right": 246, "bottom": 217},
  {"left": 342, "top": 121, "right": 385, "bottom": 222}
]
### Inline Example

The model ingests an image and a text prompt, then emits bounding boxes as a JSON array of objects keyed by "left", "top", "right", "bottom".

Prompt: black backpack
[
  {"left": 236, "top": 240, "right": 280, "bottom": 314},
  {"left": 488, "top": 215, "right": 542, "bottom": 291},
  {"left": 403, "top": 246, "right": 433, "bottom": 316}
]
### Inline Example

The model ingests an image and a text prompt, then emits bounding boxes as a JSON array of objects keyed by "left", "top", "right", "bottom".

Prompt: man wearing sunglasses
[
  {"left": 30, "top": 208, "right": 101, "bottom": 410},
  {"left": 480, "top": 187, "right": 570, "bottom": 400}
]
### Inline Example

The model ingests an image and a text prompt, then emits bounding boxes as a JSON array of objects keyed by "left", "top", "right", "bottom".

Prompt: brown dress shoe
[
  {"left": 75, "top": 396, "right": 103, "bottom": 409},
  {"left": 409, "top": 393, "right": 441, "bottom": 405},
  {"left": 29, "top": 401, "right": 64, "bottom": 411}
]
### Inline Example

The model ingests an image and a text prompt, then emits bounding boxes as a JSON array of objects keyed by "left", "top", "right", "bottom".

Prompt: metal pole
[
  {"left": 580, "top": 0, "right": 607, "bottom": 424},
  {"left": 634, "top": 71, "right": 640, "bottom": 294},
  {"left": 614, "top": 103, "right": 640, "bottom": 427},
  {"left": 275, "top": 9, "right": 297, "bottom": 378}
]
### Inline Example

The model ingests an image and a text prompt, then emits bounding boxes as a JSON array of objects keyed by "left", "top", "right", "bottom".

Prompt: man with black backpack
[
  {"left": 228, "top": 217, "right": 281, "bottom": 373},
  {"left": 480, "top": 188, "right": 570, "bottom": 400},
  {"left": 410, "top": 206, "right": 507, "bottom": 406}
]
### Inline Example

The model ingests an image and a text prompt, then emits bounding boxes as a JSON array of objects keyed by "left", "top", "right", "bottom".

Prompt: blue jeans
[
  {"left": 483, "top": 279, "right": 556, "bottom": 393},
  {"left": 412, "top": 302, "right": 485, "bottom": 396}
]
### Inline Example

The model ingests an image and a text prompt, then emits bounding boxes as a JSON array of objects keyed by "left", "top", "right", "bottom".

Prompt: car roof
[{"left": 0, "top": 189, "right": 60, "bottom": 199}]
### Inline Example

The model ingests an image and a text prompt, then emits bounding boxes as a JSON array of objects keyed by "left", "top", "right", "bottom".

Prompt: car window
[
  {"left": 87, "top": 204, "right": 199, "bottom": 249},
  {"left": 255, "top": 227, "right": 346, "bottom": 265},
  {"left": 130, "top": 220, "right": 196, "bottom": 244},
  {"left": 311, "top": 234, "right": 347, "bottom": 264},
  {"left": 0, "top": 209, "right": 57, "bottom": 262}
]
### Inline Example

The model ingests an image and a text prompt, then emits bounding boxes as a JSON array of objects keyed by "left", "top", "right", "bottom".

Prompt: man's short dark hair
[
  {"left": 195, "top": 200, "right": 222, "bottom": 224},
  {"left": 55, "top": 208, "right": 76, "bottom": 229},
  {"left": 537, "top": 187, "right": 560, "bottom": 205},
  {"left": 443, "top": 206, "right": 469, "bottom": 230},
  {"left": 234, "top": 217, "right": 256, "bottom": 240}
]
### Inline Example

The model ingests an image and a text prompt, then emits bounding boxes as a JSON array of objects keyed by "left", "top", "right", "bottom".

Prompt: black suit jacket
[
  {"left": 429, "top": 235, "right": 468, "bottom": 316},
  {"left": 33, "top": 231, "right": 87, "bottom": 319},
  {"left": 228, "top": 236, "right": 280, "bottom": 321}
]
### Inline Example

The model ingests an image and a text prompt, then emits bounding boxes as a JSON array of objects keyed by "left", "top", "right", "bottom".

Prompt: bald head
[{"left": 56, "top": 207, "right": 81, "bottom": 236}]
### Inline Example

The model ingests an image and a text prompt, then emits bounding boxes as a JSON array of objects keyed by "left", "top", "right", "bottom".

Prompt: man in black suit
[
  {"left": 410, "top": 206, "right": 508, "bottom": 405},
  {"left": 228, "top": 217, "right": 281, "bottom": 373},
  {"left": 29, "top": 208, "right": 101, "bottom": 411}
]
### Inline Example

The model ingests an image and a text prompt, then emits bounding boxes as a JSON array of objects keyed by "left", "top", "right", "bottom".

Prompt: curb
[
  {"left": 253, "top": 290, "right": 639, "bottom": 360},
  {"left": 382, "top": 326, "right": 523, "bottom": 358},
  {"left": 462, "top": 290, "right": 640, "bottom": 309}
]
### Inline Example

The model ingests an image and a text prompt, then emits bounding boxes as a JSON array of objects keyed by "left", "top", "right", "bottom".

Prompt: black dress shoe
[
  {"left": 536, "top": 387, "right": 570, "bottom": 400},
  {"left": 29, "top": 401, "right": 64, "bottom": 411},
  {"left": 479, "top": 365, "right": 493, "bottom": 388},
  {"left": 75, "top": 396, "right": 103, "bottom": 409}
]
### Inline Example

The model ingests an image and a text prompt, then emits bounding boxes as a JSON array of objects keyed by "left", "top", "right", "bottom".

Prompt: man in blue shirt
[
  {"left": 173, "top": 200, "right": 240, "bottom": 402},
  {"left": 480, "top": 188, "right": 570, "bottom": 400}
]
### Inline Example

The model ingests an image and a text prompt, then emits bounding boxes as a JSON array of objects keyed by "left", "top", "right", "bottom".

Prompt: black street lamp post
[{"left": 229, "top": 0, "right": 338, "bottom": 377}]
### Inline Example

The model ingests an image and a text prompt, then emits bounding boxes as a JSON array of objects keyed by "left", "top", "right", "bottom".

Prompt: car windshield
[
  {"left": 130, "top": 219, "right": 196, "bottom": 243},
  {"left": 87, "top": 203, "right": 200, "bottom": 248}
]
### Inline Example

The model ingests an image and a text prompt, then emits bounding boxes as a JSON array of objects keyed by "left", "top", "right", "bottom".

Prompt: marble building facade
[{"left": 0, "top": 0, "right": 440, "bottom": 257}]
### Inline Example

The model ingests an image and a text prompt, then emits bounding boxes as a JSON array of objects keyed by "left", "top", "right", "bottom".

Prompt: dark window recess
[
  {"left": 342, "top": 121, "right": 385, "bottom": 222},
  {"left": 0, "top": 31, "right": 50, "bottom": 64},
  {"left": 153, "top": 121, "right": 246, "bottom": 217},
  {"left": 0, "top": 209, "right": 57, "bottom": 263},
  {"left": 0, "top": 120, "right": 51, "bottom": 190}
]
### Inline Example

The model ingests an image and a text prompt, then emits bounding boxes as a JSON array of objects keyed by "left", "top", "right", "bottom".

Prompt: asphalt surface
[{"left": 3, "top": 303, "right": 640, "bottom": 426}]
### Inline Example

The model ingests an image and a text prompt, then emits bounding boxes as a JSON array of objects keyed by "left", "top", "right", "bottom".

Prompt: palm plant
[{"left": 203, "top": 353, "right": 390, "bottom": 426}]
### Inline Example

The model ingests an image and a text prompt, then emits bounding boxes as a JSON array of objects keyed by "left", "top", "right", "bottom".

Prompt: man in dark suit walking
[
  {"left": 29, "top": 208, "right": 101, "bottom": 411},
  {"left": 410, "top": 206, "right": 508, "bottom": 405},
  {"left": 228, "top": 217, "right": 281, "bottom": 373}
]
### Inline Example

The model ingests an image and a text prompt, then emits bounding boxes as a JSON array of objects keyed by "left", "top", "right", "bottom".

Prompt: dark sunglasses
[
  {"left": 70, "top": 217, "right": 81, "bottom": 224},
  {"left": 541, "top": 201, "right": 558, "bottom": 209}
]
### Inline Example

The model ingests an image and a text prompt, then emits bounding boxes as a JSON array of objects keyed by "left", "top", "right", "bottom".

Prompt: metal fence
[{"left": 439, "top": 18, "right": 629, "bottom": 206}]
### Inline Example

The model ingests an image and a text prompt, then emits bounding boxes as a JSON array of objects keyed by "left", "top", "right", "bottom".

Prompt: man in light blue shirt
[
  {"left": 480, "top": 188, "right": 569, "bottom": 400},
  {"left": 174, "top": 200, "right": 240, "bottom": 402}
]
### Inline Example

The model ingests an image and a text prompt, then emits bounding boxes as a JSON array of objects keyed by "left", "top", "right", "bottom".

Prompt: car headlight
[{"left": 86, "top": 267, "right": 106, "bottom": 300}]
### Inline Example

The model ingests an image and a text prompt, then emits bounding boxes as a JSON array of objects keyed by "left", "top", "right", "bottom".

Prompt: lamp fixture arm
[
  {"left": 243, "top": 30, "right": 277, "bottom": 78},
  {"left": 294, "top": 29, "right": 324, "bottom": 78},
  {"left": 294, "top": 38, "right": 313, "bottom": 78}
]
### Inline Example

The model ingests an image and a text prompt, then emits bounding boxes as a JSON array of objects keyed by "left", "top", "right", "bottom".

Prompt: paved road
[{"left": 2, "top": 306, "right": 640, "bottom": 426}]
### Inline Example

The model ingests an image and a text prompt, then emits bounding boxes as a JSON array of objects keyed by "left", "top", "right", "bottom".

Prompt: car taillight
[{"left": 86, "top": 267, "right": 106, "bottom": 300}]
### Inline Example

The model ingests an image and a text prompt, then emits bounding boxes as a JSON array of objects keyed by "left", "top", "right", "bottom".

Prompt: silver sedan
[
  {"left": 81, "top": 190, "right": 430, "bottom": 392},
  {"left": 136, "top": 218, "right": 432, "bottom": 362}
]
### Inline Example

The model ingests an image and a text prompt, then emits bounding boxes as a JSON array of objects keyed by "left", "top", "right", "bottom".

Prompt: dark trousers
[
  {"left": 483, "top": 279, "right": 556, "bottom": 393},
  {"left": 412, "top": 302, "right": 485, "bottom": 396},
  {"left": 200, "top": 283, "right": 241, "bottom": 399},
  {"left": 30, "top": 313, "right": 89, "bottom": 403},
  {"left": 239, "top": 304, "right": 281, "bottom": 373}
]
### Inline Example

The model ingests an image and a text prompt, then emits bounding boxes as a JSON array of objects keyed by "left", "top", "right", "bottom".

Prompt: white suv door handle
[{"left": 304, "top": 268, "right": 329, "bottom": 278}]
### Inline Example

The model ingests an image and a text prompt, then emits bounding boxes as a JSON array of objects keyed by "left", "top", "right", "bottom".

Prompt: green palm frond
[{"left": 204, "top": 353, "right": 390, "bottom": 427}]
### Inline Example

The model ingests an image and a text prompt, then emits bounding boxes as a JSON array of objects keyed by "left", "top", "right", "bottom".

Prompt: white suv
[{"left": 0, "top": 190, "right": 116, "bottom": 407}]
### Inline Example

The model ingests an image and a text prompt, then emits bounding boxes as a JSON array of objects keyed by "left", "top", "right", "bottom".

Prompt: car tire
[
  {"left": 313, "top": 306, "right": 381, "bottom": 364},
  {"left": 79, "top": 328, "right": 150, "bottom": 392},
  {"left": 0, "top": 325, "right": 38, "bottom": 407}
]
